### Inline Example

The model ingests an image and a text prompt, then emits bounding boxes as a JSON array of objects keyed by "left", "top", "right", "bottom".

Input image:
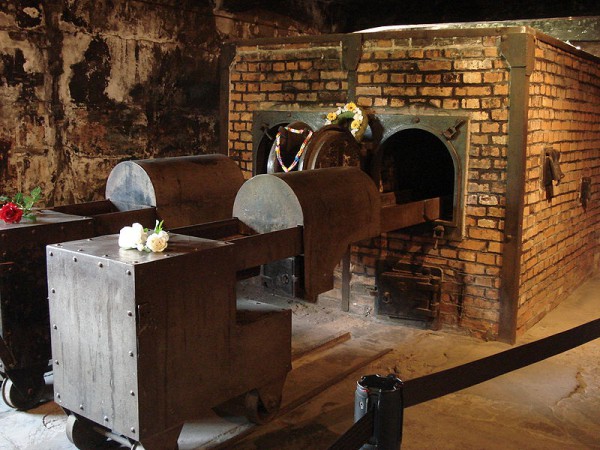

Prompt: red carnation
[{"left": 0, "top": 202, "right": 24, "bottom": 224}]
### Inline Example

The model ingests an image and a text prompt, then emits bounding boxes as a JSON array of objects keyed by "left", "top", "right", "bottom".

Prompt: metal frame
[
  {"left": 252, "top": 109, "right": 468, "bottom": 240},
  {"left": 498, "top": 30, "right": 536, "bottom": 343}
]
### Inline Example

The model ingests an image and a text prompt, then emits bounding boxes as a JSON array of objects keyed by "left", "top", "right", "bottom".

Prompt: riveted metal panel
[
  {"left": 47, "top": 233, "right": 235, "bottom": 442},
  {"left": 48, "top": 241, "right": 140, "bottom": 436}
]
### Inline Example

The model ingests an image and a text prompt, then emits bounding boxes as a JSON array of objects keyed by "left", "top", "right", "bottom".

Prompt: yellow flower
[
  {"left": 345, "top": 102, "right": 357, "bottom": 111},
  {"left": 351, "top": 119, "right": 361, "bottom": 129},
  {"left": 327, "top": 112, "right": 338, "bottom": 121}
]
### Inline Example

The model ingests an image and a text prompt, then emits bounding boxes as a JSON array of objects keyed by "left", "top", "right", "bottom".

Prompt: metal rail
[{"left": 329, "top": 317, "right": 600, "bottom": 450}]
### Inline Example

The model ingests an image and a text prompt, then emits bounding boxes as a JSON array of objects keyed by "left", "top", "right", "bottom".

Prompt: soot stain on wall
[
  {"left": 69, "top": 37, "right": 112, "bottom": 107},
  {"left": 0, "top": 0, "right": 317, "bottom": 204}
]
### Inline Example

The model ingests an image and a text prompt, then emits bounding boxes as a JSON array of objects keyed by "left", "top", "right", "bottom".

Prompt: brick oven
[{"left": 223, "top": 25, "right": 600, "bottom": 342}]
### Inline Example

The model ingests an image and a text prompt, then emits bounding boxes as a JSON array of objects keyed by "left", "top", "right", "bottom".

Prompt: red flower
[{"left": 0, "top": 202, "right": 24, "bottom": 224}]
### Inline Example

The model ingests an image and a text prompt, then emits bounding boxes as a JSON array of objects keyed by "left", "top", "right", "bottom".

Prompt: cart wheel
[
  {"left": 244, "top": 389, "right": 281, "bottom": 424},
  {"left": 1, "top": 377, "right": 44, "bottom": 410},
  {"left": 66, "top": 414, "right": 107, "bottom": 450}
]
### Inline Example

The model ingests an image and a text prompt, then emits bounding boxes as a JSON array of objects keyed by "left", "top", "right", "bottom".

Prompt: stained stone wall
[{"left": 0, "top": 0, "right": 313, "bottom": 205}]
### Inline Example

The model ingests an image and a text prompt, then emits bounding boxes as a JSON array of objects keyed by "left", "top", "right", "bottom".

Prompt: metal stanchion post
[{"left": 354, "top": 374, "right": 404, "bottom": 450}]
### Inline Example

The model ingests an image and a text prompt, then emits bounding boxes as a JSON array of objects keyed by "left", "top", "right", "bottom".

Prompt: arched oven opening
[
  {"left": 371, "top": 125, "right": 466, "bottom": 325},
  {"left": 375, "top": 128, "right": 456, "bottom": 224}
]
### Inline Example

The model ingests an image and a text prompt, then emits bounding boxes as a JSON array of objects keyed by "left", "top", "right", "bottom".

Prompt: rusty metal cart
[
  {"left": 0, "top": 154, "right": 244, "bottom": 410},
  {"left": 47, "top": 166, "right": 443, "bottom": 449},
  {"left": 0, "top": 211, "right": 94, "bottom": 409}
]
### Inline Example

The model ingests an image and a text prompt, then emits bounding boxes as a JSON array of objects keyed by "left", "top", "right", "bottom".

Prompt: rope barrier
[{"left": 328, "top": 317, "right": 600, "bottom": 449}]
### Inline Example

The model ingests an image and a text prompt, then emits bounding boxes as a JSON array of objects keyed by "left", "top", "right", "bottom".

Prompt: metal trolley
[{"left": 0, "top": 154, "right": 244, "bottom": 410}]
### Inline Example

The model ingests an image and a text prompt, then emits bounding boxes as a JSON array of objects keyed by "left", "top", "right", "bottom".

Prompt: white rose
[
  {"left": 145, "top": 232, "right": 168, "bottom": 252},
  {"left": 118, "top": 223, "right": 147, "bottom": 249}
]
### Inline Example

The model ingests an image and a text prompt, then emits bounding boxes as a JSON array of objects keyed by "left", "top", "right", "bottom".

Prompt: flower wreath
[{"left": 324, "top": 102, "right": 368, "bottom": 142}]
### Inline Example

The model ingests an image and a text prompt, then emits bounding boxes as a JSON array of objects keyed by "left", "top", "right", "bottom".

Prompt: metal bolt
[
  {"left": 126, "top": 270, "right": 131, "bottom": 275},
  {"left": 72, "top": 257, "right": 77, "bottom": 262},
  {"left": 104, "top": 416, "right": 109, "bottom": 422},
  {"left": 54, "top": 360, "right": 59, "bottom": 365},
  {"left": 129, "top": 351, "right": 134, "bottom": 357},
  {"left": 98, "top": 262, "right": 103, "bottom": 268},
  {"left": 51, "top": 288, "right": 55, "bottom": 293},
  {"left": 127, "top": 311, "right": 133, "bottom": 317},
  {"left": 130, "top": 427, "right": 136, "bottom": 433},
  {"left": 56, "top": 393, "right": 60, "bottom": 399},
  {"left": 52, "top": 324, "right": 57, "bottom": 330},
  {"left": 130, "top": 390, "right": 135, "bottom": 396},
  {"left": 49, "top": 251, "right": 53, "bottom": 257},
  {"left": 79, "top": 404, "right": 84, "bottom": 410}
]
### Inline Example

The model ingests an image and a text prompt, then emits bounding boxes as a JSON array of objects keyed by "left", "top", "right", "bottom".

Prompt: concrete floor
[{"left": 1, "top": 275, "right": 599, "bottom": 449}]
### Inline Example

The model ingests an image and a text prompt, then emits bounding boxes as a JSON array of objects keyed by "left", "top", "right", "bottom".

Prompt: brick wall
[
  {"left": 519, "top": 39, "right": 600, "bottom": 334},
  {"left": 228, "top": 28, "right": 600, "bottom": 340},
  {"left": 229, "top": 39, "right": 349, "bottom": 173}
]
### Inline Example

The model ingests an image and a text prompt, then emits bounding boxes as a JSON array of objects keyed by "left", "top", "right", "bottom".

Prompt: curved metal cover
[
  {"left": 105, "top": 155, "right": 245, "bottom": 228},
  {"left": 233, "top": 167, "right": 380, "bottom": 300}
]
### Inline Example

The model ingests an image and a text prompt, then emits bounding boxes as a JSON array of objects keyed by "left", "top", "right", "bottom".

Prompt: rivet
[
  {"left": 79, "top": 404, "right": 84, "bottom": 410},
  {"left": 72, "top": 257, "right": 77, "bottom": 262},
  {"left": 53, "top": 324, "right": 57, "bottom": 330},
  {"left": 98, "top": 262, "right": 103, "bottom": 268},
  {"left": 126, "top": 270, "right": 132, "bottom": 275},
  {"left": 56, "top": 393, "right": 61, "bottom": 399},
  {"left": 130, "top": 427, "right": 136, "bottom": 433},
  {"left": 51, "top": 288, "right": 55, "bottom": 293},
  {"left": 129, "top": 351, "right": 134, "bottom": 357},
  {"left": 103, "top": 254, "right": 108, "bottom": 257},
  {"left": 77, "top": 248, "right": 83, "bottom": 252},
  {"left": 49, "top": 251, "right": 54, "bottom": 257},
  {"left": 127, "top": 311, "right": 133, "bottom": 317},
  {"left": 54, "top": 360, "right": 59, "bottom": 365},
  {"left": 104, "top": 416, "right": 109, "bottom": 422},
  {"left": 130, "top": 390, "right": 135, "bottom": 396}
]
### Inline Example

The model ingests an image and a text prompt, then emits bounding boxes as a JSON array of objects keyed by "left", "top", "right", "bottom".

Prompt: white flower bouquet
[{"left": 119, "top": 220, "right": 169, "bottom": 252}]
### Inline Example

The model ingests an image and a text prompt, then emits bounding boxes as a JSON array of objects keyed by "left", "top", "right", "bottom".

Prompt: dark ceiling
[{"left": 216, "top": 0, "right": 600, "bottom": 33}]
